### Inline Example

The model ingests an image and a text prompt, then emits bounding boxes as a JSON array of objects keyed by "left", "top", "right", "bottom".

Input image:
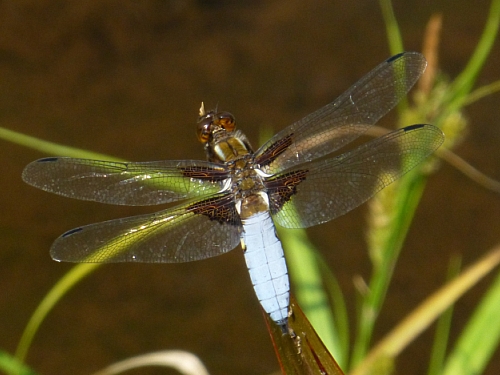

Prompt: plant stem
[
  {"left": 15, "top": 264, "right": 100, "bottom": 364},
  {"left": 351, "top": 169, "right": 428, "bottom": 367}
]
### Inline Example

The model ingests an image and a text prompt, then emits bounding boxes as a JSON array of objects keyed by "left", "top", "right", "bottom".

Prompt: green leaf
[
  {"left": 278, "top": 226, "right": 347, "bottom": 367},
  {"left": 15, "top": 264, "right": 100, "bottom": 364},
  {"left": 442, "top": 266, "right": 500, "bottom": 375},
  {"left": 0, "top": 350, "right": 38, "bottom": 375}
]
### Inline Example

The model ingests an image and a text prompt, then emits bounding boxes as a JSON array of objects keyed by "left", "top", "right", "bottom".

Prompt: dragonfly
[{"left": 22, "top": 52, "right": 444, "bottom": 331}]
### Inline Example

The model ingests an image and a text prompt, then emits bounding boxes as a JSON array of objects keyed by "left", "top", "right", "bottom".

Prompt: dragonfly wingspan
[
  {"left": 267, "top": 124, "right": 444, "bottom": 229},
  {"left": 50, "top": 193, "right": 242, "bottom": 263},
  {"left": 255, "top": 52, "right": 427, "bottom": 174},
  {"left": 20, "top": 51, "right": 445, "bottom": 330},
  {"left": 22, "top": 157, "right": 229, "bottom": 206}
]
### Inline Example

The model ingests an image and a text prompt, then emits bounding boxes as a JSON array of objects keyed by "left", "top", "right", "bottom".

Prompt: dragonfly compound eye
[
  {"left": 216, "top": 112, "right": 235, "bottom": 132},
  {"left": 197, "top": 117, "right": 213, "bottom": 143}
]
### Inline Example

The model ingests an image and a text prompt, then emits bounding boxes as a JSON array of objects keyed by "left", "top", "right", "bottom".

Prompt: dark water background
[{"left": 1, "top": 1, "right": 500, "bottom": 374}]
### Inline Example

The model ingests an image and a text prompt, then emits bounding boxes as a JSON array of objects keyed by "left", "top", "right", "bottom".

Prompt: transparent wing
[
  {"left": 267, "top": 124, "right": 444, "bottom": 228},
  {"left": 255, "top": 52, "right": 427, "bottom": 173},
  {"left": 22, "top": 157, "right": 229, "bottom": 206},
  {"left": 50, "top": 193, "right": 242, "bottom": 263}
]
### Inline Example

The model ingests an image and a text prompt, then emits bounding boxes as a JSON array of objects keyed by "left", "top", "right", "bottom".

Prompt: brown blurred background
[{"left": 1, "top": 1, "right": 500, "bottom": 374}]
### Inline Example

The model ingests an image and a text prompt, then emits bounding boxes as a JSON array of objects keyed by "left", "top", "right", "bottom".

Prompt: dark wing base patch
[
  {"left": 265, "top": 170, "right": 308, "bottom": 215},
  {"left": 187, "top": 194, "right": 242, "bottom": 226}
]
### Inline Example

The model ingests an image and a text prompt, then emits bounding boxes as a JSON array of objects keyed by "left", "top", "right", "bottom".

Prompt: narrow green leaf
[
  {"left": 351, "top": 169, "right": 428, "bottom": 367},
  {"left": 317, "top": 255, "right": 350, "bottom": 365},
  {"left": 0, "top": 350, "right": 38, "bottom": 375},
  {"left": 351, "top": 246, "right": 500, "bottom": 375},
  {"left": 278, "top": 226, "right": 345, "bottom": 367},
  {"left": 440, "top": 0, "right": 500, "bottom": 119},
  {"left": 427, "top": 256, "right": 462, "bottom": 375},
  {"left": 0, "top": 126, "right": 119, "bottom": 160},
  {"left": 442, "top": 266, "right": 500, "bottom": 375},
  {"left": 15, "top": 264, "right": 100, "bottom": 363},
  {"left": 379, "top": 0, "right": 404, "bottom": 56}
]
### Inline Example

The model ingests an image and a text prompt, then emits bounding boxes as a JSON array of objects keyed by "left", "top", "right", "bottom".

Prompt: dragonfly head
[{"left": 197, "top": 102, "right": 236, "bottom": 144}]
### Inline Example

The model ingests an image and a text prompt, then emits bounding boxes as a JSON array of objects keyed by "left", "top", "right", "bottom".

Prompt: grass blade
[{"left": 442, "top": 262, "right": 500, "bottom": 375}]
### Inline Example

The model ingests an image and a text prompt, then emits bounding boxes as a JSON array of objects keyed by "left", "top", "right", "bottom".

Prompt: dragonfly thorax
[
  {"left": 231, "top": 160, "right": 266, "bottom": 198},
  {"left": 211, "top": 133, "right": 252, "bottom": 163},
  {"left": 197, "top": 107, "right": 254, "bottom": 163}
]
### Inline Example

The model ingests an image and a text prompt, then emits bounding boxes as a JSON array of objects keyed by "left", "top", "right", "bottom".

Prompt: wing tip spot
[
  {"left": 403, "top": 124, "right": 425, "bottom": 131},
  {"left": 386, "top": 52, "right": 405, "bottom": 62},
  {"left": 38, "top": 157, "right": 59, "bottom": 163},
  {"left": 61, "top": 227, "right": 83, "bottom": 238}
]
